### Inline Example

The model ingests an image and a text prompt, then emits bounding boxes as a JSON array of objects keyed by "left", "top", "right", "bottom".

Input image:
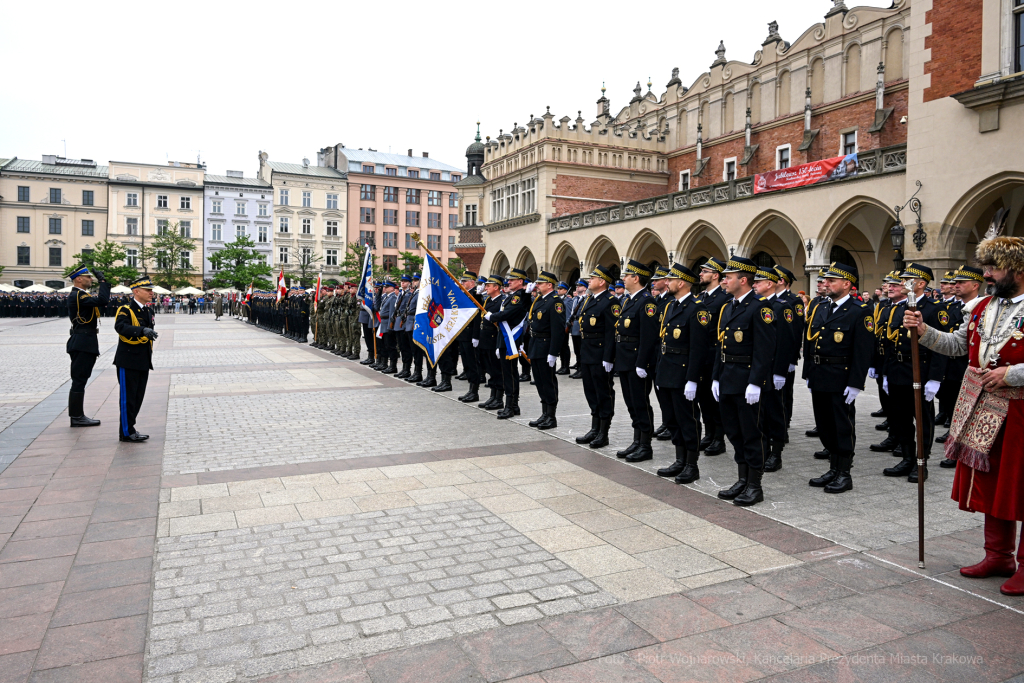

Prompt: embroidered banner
[{"left": 753, "top": 153, "right": 859, "bottom": 195}]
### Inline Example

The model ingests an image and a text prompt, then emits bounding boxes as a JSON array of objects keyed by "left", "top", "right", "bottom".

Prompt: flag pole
[
  {"left": 412, "top": 234, "right": 486, "bottom": 314},
  {"left": 908, "top": 285, "right": 926, "bottom": 570}
]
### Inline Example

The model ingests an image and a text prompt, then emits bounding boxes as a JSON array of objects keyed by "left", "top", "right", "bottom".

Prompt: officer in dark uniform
[
  {"left": 114, "top": 277, "right": 158, "bottom": 443},
  {"left": 802, "top": 268, "right": 832, "bottom": 455},
  {"left": 804, "top": 262, "right": 874, "bottom": 493},
  {"left": 525, "top": 270, "right": 566, "bottom": 429},
  {"left": 649, "top": 266, "right": 675, "bottom": 442},
  {"left": 477, "top": 275, "right": 505, "bottom": 411},
  {"left": 936, "top": 265, "right": 984, "bottom": 455},
  {"left": 751, "top": 266, "right": 797, "bottom": 472},
  {"left": 713, "top": 257, "right": 776, "bottom": 507},
  {"left": 66, "top": 265, "right": 111, "bottom": 427},
  {"left": 869, "top": 271, "right": 904, "bottom": 455},
  {"left": 695, "top": 257, "right": 729, "bottom": 455},
  {"left": 455, "top": 272, "right": 482, "bottom": 403},
  {"left": 934, "top": 270, "right": 964, "bottom": 434},
  {"left": 575, "top": 265, "right": 618, "bottom": 449},
  {"left": 613, "top": 259, "right": 660, "bottom": 462},
  {"left": 773, "top": 266, "right": 803, "bottom": 427},
  {"left": 881, "top": 263, "right": 953, "bottom": 483},
  {"left": 654, "top": 264, "right": 712, "bottom": 483},
  {"left": 377, "top": 281, "right": 399, "bottom": 373},
  {"left": 483, "top": 268, "right": 530, "bottom": 419}
]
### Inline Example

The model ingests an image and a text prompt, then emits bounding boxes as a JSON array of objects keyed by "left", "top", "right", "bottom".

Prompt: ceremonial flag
[
  {"left": 413, "top": 250, "right": 481, "bottom": 367},
  {"left": 276, "top": 269, "right": 286, "bottom": 302},
  {"left": 499, "top": 314, "right": 526, "bottom": 360},
  {"left": 313, "top": 272, "right": 322, "bottom": 312},
  {"left": 244, "top": 281, "right": 253, "bottom": 304},
  {"left": 355, "top": 246, "right": 375, "bottom": 316}
]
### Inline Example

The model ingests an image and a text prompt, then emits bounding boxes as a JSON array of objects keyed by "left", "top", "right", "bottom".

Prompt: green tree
[
  {"left": 142, "top": 221, "right": 197, "bottom": 289},
  {"left": 208, "top": 235, "right": 273, "bottom": 291},
  {"left": 64, "top": 240, "right": 138, "bottom": 284},
  {"left": 398, "top": 250, "right": 424, "bottom": 274},
  {"left": 290, "top": 249, "right": 324, "bottom": 287},
  {"left": 339, "top": 241, "right": 369, "bottom": 281},
  {"left": 447, "top": 258, "right": 466, "bottom": 279}
]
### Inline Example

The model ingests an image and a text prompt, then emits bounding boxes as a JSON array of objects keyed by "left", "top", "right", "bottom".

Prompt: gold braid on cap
[{"left": 725, "top": 259, "right": 756, "bottom": 273}]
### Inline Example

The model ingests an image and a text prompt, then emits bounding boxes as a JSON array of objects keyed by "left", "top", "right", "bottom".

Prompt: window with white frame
[
  {"left": 157, "top": 219, "right": 169, "bottom": 235},
  {"left": 211, "top": 199, "right": 222, "bottom": 213},
  {"left": 490, "top": 187, "right": 503, "bottom": 221},
  {"left": 126, "top": 192, "right": 138, "bottom": 207},
  {"left": 181, "top": 251, "right": 191, "bottom": 269},
  {"left": 280, "top": 189, "right": 289, "bottom": 205},
  {"left": 302, "top": 191, "right": 311, "bottom": 207},
  {"left": 236, "top": 224, "right": 246, "bottom": 239},
  {"left": 465, "top": 204, "right": 477, "bottom": 226},
  {"left": 723, "top": 158, "right": 737, "bottom": 181},
  {"left": 126, "top": 217, "right": 139, "bottom": 235},
  {"left": 209, "top": 251, "right": 219, "bottom": 270},
  {"left": 279, "top": 246, "right": 289, "bottom": 264},
  {"left": 449, "top": 235, "right": 456, "bottom": 249},
  {"left": 301, "top": 218, "right": 312, "bottom": 234},
  {"left": 126, "top": 248, "right": 139, "bottom": 268},
  {"left": 279, "top": 217, "right": 289, "bottom": 233},
  {"left": 326, "top": 220, "right": 338, "bottom": 236},
  {"left": 258, "top": 225, "right": 268, "bottom": 242},
  {"left": 776, "top": 145, "right": 791, "bottom": 169},
  {"left": 157, "top": 194, "right": 168, "bottom": 208},
  {"left": 300, "top": 247, "right": 312, "bottom": 264},
  {"left": 678, "top": 171, "right": 690, "bottom": 191},
  {"left": 180, "top": 196, "right": 191, "bottom": 210},
  {"left": 326, "top": 193, "right": 338, "bottom": 209},
  {"left": 258, "top": 203, "right": 268, "bottom": 216},
  {"left": 211, "top": 223, "right": 222, "bottom": 241},
  {"left": 180, "top": 221, "right": 192, "bottom": 237},
  {"left": 235, "top": 201, "right": 246, "bottom": 215},
  {"left": 841, "top": 131, "right": 857, "bottom": 156},
  {"left": 326, "top": 249, "right": 338, "bottom": 266}
]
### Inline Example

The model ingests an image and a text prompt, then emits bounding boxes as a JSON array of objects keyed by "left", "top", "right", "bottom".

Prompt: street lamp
[
  {"left": 890, "top": 221, "right": 905, "bottom": 272},
  {"left": 891, "top": 180, "right": 924, "bottom": 272}
]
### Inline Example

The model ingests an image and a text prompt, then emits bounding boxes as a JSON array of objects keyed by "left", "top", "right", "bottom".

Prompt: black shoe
[
  {"left": 555, "top": 367, "right": 570, "bottom": 376},
  {"left": 589, "top": 419, "right": 611, "bottom": 449},
  {"left": 518, "top": 372, "right": 531, "bottom": 382},
  {"left": 805, "top": 427, "right": 819, "bottom": 438},
  {"left": 869, "top": 436, "right": 898, "bottom": 452},
  {"left": 908, "top": 465, "right": 928, "bottom": 483},
  {"left": 420, "top": 375, "right": 438, "bottom": 388},
  {"left": 884, "top": 456, "right": 916, "bottom": 477},
  {"left": 455, "top": 371, "right": 468, "bottom": 381},
  {"left": 616, "top": 429, "right": 640, "bottom": 458},
  {"left": 939, "top": 458, "right": 956, "bottom": 468},
  {"left": 824, "top": 470, "right": 853, "bottom": 493},
  {"left": 875, "top": 420, "right": 889, "bottom": 431},
  {"left": 657, "top": 446, "right": 687, "bottom": 478},
  {"left": 733, "top": 469, "right": 764, "bottom": 507},
  {"left": 674, "top": 450, "right": 701, "bottom": 485},
  {"left": 809, "top": 456, "right": 838, "bottom": 487},
  {"left": 704, "top": 438, "right": 726, "bottom": 456},
  {"left": 653, "top": 424, "right": 668, "bottom": 438},
  {"left": 814, "top": 448, "right": 830, "bottom": 460},
  {"left": 497, "top": 399, "right": 518, "bottom": 420},
  {"left": 537, "top": 404, "right": 557, "bottom": 430},
  {"left": 382, "top": 364, "right": 397, "bottom": 375},
  {"left": 71, "top": 415, "right": 101, "bottom": 427},
  {"left": 576, "top": 416, "right": 599, "bottom": 444},
  {"left": 870, "top": 408, "right": 887, "bottom": 418},
  {"left": 396, "top": 367, "right": 411, "bottom": 379},
  {"left": 432, "top": 375, "right": 453, "bottom": 392},
  {"left": 656, "top": 429, "right": 673, "bottom": 441},
  {"left": 698, "top": 434, "right": 713, "bottom": 451},
  {"left": 529, "top": 409, "right": 546, "bottom": 428},
  {"left": 935, "top": 411, "right": 947, "bottom": 425},
  {"left": 718, "top": 465, "right": 748, "bottom": 500},
  {"left": 944, "top": 417, "right": 951, "bottom": 429},
  {"left": 119, "top": 433, "right": 147, "bottom": 443},
  {"left": 360, "top": 358, "right": 375, "bottom": 365},
  {"left": 936, "top": 430, "right": 950, "bottom": 444},
  {"left": 459, "top": 384, "right": 480, "bottom": 403},
  {"left": 132, "top": 432, "right": 149, "bottom": 440},
  {"left": 569, "top": 370, "right": 582, "bottom": 380},
  {"left": 68, "top": 393, "right": 100, "bottom": 427},
  {"left": 764, "top": 450, "right": 782, "bottom": 472},
  {"left": 892, "top": 445, "right": 904, "bottom": 457},
  {"left": 625, "top": 431, "right": 654, "bottom": 462},
  {"left": 484, "top": 397, "right": 504, "bottom": 412},
  {"left": 405, "top": 373, "right": 423, "bottom": 384}
]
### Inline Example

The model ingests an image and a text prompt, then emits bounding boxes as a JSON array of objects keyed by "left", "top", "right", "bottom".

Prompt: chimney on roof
[
  {"left": 42, "top": 154, "right": 56, "bottom": 165},
  {"left": 422, "top": 152, "right": 429, "bottom": 158},
  {"left": 227, "top": 170, "right": 244, "bottom": 178},
  {"left": 408, "top": 149, "right": 413, "bottom": 157}
]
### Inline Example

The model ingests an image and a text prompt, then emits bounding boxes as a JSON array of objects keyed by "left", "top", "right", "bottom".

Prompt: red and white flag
[
  {"left": 276, "top": 269, "right": 287, "bottom": 302},
  {"left": 314, "top": 272, "right": 322, "bottom": 312},
  {"left": 245, "top": 281, "right": 253, "bottom": 304}
]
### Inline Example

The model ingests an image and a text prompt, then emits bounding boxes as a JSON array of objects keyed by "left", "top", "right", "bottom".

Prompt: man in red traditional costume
[{"left": 905, "top": 231, "right": 1024, "bottom": 596}]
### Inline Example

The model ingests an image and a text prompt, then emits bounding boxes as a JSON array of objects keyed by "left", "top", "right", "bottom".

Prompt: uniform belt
[
  {"left": 70, "top": 328, "right": 98, "bottom": 335},
  {"left": 813, "top": 355, "right": 850, "bottom": 365},
  {"left": 615, "top": 335, "right": 639, "bottom": 343},
  {"left": 532, "top": 332, "right": 551, "bottom": 339},
  {"left": 721, "top": 353, "right": 752, "bottom": 363},
  {"left": 661, "top": 344, "right": 689, "bottom": 355}
]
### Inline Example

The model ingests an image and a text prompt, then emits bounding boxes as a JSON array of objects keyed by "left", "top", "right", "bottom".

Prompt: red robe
[{"left": 951, "top": 297, "right": 1024, "bottom": 521}]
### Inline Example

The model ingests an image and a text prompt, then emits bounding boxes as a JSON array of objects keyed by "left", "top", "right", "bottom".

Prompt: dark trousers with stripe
[
  {"left": 581, "top": 363, "right": 614, "bottom": 420},
  {"left": 69, "top": 350, "right": 98, "bottom": 394},
  {"left": 458, "top": 340, "right": 478, "bottom": 383},
  {"left": 811, "top": 390, "right": 856, "bottom": 458},
  {"left": 762, "top": 387, "right": 788, "bottom": 447},
  {"left": 532, "top": 358, "right": 557, "bottom": 407},
  {"left": 667, "top": 389, "right": 702, "bottom": 451},
  {"left": 719, "top": 393, "right": 769, "bottom": 471},
  {"left": 619, "top": 371, "right": 654, "bottom": 433},
  {"left": 888, "top": 384, "right": 935, "bottom": 459},
  {"left": 117, "top": 366, "right": 149, "bottom": 438}
]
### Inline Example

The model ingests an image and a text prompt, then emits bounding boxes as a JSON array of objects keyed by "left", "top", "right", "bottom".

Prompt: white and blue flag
[
  {"left": 498, "top": 314, "right": 526, "bottom": 361},
  {"left": 355, "top": 246, "right": 375, "bottom": 317},
  {"left": 413, "top": 252, "right": 480, "bottom": 367}
]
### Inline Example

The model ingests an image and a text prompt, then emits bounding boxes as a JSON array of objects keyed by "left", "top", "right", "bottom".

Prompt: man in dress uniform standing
[
  {"left": 773, "top": 266, "right": 803, "bottom": 428},
  {"left": 751, "top": 266, "right": 797, "bottom": 472},
  {"left": 805, "top": 262, "right": 873, "bottom": 493},
  {"left": 114, "top": 277, "right": 158, "bottom": 443},
  {"left": 654, "top": 264, "right": 711, "bottom": 483},
  {"left": 649, "top": 266, "right": 675, "bottom": 442},
  {"left": 934, "top": 271, "right": 965, "bottom": 438},
  {"left": 456, "top": 272, "right": 482, "bottom": 403},
  {"left": 568, "top": 279, "right": 589, "bottom": 379},
  {"left": 613, "top": 259, "right": 660, "bottom": 462},
  {"left": 477, "top": 275, "right": 505, "bottom": 411},
  {"left": 483, "top": 268, "right": 530, "bottom": 419},
  {"left": 556, "top": 282, "right": 574, "bottom": 375},
  {"left": 869, "top": 272, "right": 904, "bottom": 455},
  {"left": 575, "top": 265, "right": 619, "bottom": 449},
  {"left": 713, "top": 257, "right": 776, "bottom": 507},
  {"left": 696, "top": 258, "right": 729, "bottom": 455},
  {"left": 525, "top": 270, "right": 566, "bottom": 429},
  {"left": 66, "top": 265, "right": 111, "bottom": 427},
  {"left": 937, "top": 265, "right": 986, "bottom": 459},
  {"left": 395, "top": 275, "right": 414, "bottom": 378},
  {"left": 377, "top": 281, "right": 399, "bottom": 373},
  {"left": 882, "top": 263, "right": 953, "bottom": 482}
]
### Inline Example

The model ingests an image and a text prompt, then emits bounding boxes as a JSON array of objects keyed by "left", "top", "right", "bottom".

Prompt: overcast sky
[{"left": 1, "top": 0, "right": 891, "bottom": 176}]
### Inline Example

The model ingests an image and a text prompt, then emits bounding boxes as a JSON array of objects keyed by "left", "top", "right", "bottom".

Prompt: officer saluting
[
  {"left": 66, "top": 264, "right": 111, "bottom": 427},
  {"left": 613, "top": 259, "right": 660, "bottom": 462},
  {"left": 114, "top": 277, "right": 158, "bottom": 443},
  {"left": 805, "top": 262, "right": 873, "bottom": 493},
  {"left": 525, "top": 270, "right": 566, "bottom": 429},
  {"left": 713, "top": 257, "right": 776, "bottom": 507},
  {"left": 575, "top": 265, "right": 619, "bottom": 449}
]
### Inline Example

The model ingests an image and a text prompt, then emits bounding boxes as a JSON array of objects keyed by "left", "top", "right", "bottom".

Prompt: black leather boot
[
  {"left": 698, "top": 432, "right": 713, "bottom": 451},
  {"left": 657, "top": 444, "right": 687, "bottom": 478},
  {"left": 360, "top": 356, "right": 375, "bottom": 365},
  {"left": 674, "top": 450, "right": 701, "bottom": 484},
  {"left": 576, "top": 416, "right": 599, "bottom": 443},
  {"left": 875, "top": 420, "right": 889, "bottom": 431},
  {"left": 884, "top": 453, "right": 916, "bottom": 477},
  {"left": 764, "top": 443, "right": 783, "bottom": 472},
  {"left": 616, "top": 429, "right": 641, "bottom": 458},
  {"left": 496, "top": 395, "right": 517, "bottom": 419},
  {"left": 538, "top": 404, "right": 557, "bottom": 430},
  {"left": 718, "top": 464, "right": 748, "bottom": 500},
  {"left": 805, "top": 426, "right": 819, "bottom": 437},
  {"left": 734, "top": 468, "right": 764, "bottom": 506},
  {"left": 459, "top": 383, "right": 479, "bottom": 403},
  {"left": 569, "top": 369, "right": 582, "bottom": 379},
  {"left": 556, "top": 365, "right": 570, "bottom": 375},
  {"left": 824, "top": 453, "right": 854, "bottom": 493},
  {"left": 432, "top": 374, "right": 452, "bottom": 392},
  {"left": 908, "top": 460, "right": 929, "bottom": 483},
  {"left": 936, "top": 430, "right": 950, "bottom": 443},
  {"left": 704, "top": 426, "right": 726, "bottom": 455},
  {"left": 814, "top": 448, "right": 831, "bottom": 460},
  {"left": 940, "top": 457, "right": 956, "bottom": 468},
  {"left": 626, "top": 430, "right": 654, "bottom": 462},
  {"left": 69, "top": 392, "right": 100, "bottom": 427},
  {"left": 382, "top": 361, "right": 397, "bottom": 374},
  {"left": 870, "top": 408, "right": 887, "bottom": 418},
  {"left": 870, "top": 435, "right": 898, "bottom": 452},
  {"left": 455, "top": 371, "right": 468, "bottom": 381},
  {"left": 396, "top": 362, "right": 410, "bottom": 379},
  {"left": 809, "top": 451, "right": 838, "bottom": 487},
  {"left": 653, "top": 424, "right": 667, "bottom": 438},
  {"left": 478, "top": 387, "right": 498, "bottom": 409},
  {"left": 589, "top": 419, "right": 611, "bottom": 448},
  {"left": 529, "top": 404, "right": 547, "bottom": 428},
  {"left": 419, "top": 369, "right": 437, "bottom": 388},
  {"left": 405, "top": 371, "right": 423, "bottom": 384}
]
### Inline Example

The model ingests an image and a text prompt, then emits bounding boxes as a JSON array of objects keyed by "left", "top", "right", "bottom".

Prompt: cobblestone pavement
[{"left": 0, "top": 314, "right": 1020, "bottom": 683}]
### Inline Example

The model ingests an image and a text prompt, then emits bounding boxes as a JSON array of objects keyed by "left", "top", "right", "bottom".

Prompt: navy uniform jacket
[
  {"left": 67, "top": 282, "right": 111, "bottom": 355},
  {"left": 613, "top": 290, "right": 659, "bottom": 373},
  {"left": 938, "top": 299, "right": 965, "bottom": 382},
  {"left": 870, "top": 300, "right": 893, "bottom": 374},
  {"left": 805, "top": 296, "right": 874, "bottom": 392},
  {"left": 696, "top": 286, "right": 730, "bottom": 368},
  {"left": 713, "top": 292, "right": 777, "bottom": 394},
  {"left": 656, "top": 294, "right": 712, "bottom": 389},
  {"left": 802, "top": 296, "right": 831, "bottom": 380},
  {"left": 479, "top": 296, "right": 500, "bottom": 350},
  {"left": 526, "top": 292, "right": 566, "bottom": 360},
  {"left": 113, "top": 299, "right": 155, "bottom": 371},
  {"left": 488, "top": 288, "right": 529, "bottom": 355},
  {"left": 578, "top": 289, "right": 618, "bottom": 365},
  {"left": 401, "top": 290, "right": 418, "bottom": 332},
  {"left": 378, "top": 292, "right": 398, "bottom": 331},
  {"left": 882, "top": 298, "right": 953, "bottom": 386},
  {"left": 777, "top": 289, "right": 805, "bottom": 363},
  {"left": 765, "top": 294, "right": 798, "bottom": 377},
  {"left": 570, "top": 293, "right": 589, "bottom": 336}
]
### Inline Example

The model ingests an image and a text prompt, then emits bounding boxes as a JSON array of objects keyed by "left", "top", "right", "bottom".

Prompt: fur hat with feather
[{"left": 975, "top": 208, "right": 1024, "bottom": 272}]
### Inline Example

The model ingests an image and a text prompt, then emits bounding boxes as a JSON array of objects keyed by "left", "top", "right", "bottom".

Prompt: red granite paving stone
[
  {"left": 0, "top": 557, "right": 74, "bottom": 588},
  {"left": 255, "top": 658, "right": 370, "bottom": 682},
  {"left": 703, "top": 617, "right": 841, "bottom": 676},
  {"left": 834, "top": 585, "right": 971, "bottom": 634},
  {"left": 685, "top": 580, "right": 797, "bottom": 625},
  {"left": 104, "top": 465, "right": 161, "bottom": 480},
  {"left": 10, "top": 518, "right": 90, "bottom": 543},
  {"left": 0, "top": 651, "right": 36, "bottom": 683},
  {"left": 539, "top": 654, "right": 663, "bottom": 683},
  {"left": 0, "top": 477, "right": 56, "bottom": 491},
  {"left": 28, "top": 653, "right": 144, "bottom": 683},
  {"left": 159, "top": 474, "right": 197, "bottom": 488},
  {"left": 62, "top": 557, "right": 152, "bottom": 594},
  {"left": 98, "top": 478, "right": 160, "bottom": 495},
  {"left": 74, "top": 536, "right": 153, "bottom": 566},
  {"left": 40, "top": 476, "right": 105, "bottom": 491},
  {"left": 803, "top": 554, "right": 917, "bottom": 593},
  {"left": 34, "top": 614, "right": 147, "bottom": 670},
  {"left": 0, "top": 501, "right": 35, "bottom": 518},
  {"left": 50, "top": 466, "right": 110, "bottom": 480},
  {"left": 0, "top": 535, "right": 83, "bottom": 565},
  {"left": 539, "top": 607, "right": 658, "bottom": 660},
  {"left": 87, "top": 500, "right": 158, "bottom": 524},
  {"left": 748, "top": 565, "right": 857, "bottom": 608},
  {"left": 0, "top": 582, "right": 64, "bottom": 619},
  {"left": 48, "top": 583, "right": 151, "bottom": 628},
  {"left": 95, "top": 488, "right": 158, "bottom": 507},
  {"left": 0, "top": 517, "right": 24, "bottom": 535},
  {"left": 791, "top": 546, "right": 855, "bottom": 563},
  {"left": 944, "top": 608, "right": 1024, "bottom": 658},
  {"left": 0, "top": 613, "right": 52, "bottom": 656},
  {"left": 458, "top": 623, "right": 577, "bottom": 682},
  {"left": 499, "top": 676, "right": 545, "bottom": 683},
  {"left": 775, "top": 601, "right": 908, "bottom": 655},
  {"left": 894, "top": 576, "right": 1003, "bottom": 619},
  {"left": 34, "top": 487, "right": 101, "bottom": 506},
  {"left": 755, "top": 668, "right": 831, "bottom": 683},
  {"left": 22, "top": 501, "right": 95, "bottom": 524},
  {"left": 736, "top": 526, "right": 836, "bottom": 555},
  {"left": 628, "top": 633, "right": 768, "bottom": 683},
  {"left": 364, "top": 640, "right": 484, "bottom": 683},
  {"left": 0, "top": 533, "right": 9, "bottom": 551},
  {"left": 53, "top": 456, "right": 112, "bottom": 469},
  {"left": 1, "top": 464, "right": 57, "bottom": 478}
]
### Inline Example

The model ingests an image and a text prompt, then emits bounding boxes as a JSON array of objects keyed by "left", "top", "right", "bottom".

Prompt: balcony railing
[{"left": 547, "top": 143, "right": 907, "bottom": 234}]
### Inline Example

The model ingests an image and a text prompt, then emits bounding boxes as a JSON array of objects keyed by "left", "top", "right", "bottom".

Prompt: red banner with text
[{"left": 753, "top": 153, "right": 859, "bottom": 195}]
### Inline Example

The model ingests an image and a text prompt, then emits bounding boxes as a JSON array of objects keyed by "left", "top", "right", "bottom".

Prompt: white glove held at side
[
  {"left": 636, "top": 368, "right": 647, "bottom": 379},
  {"left": 602, "top": 361, "right": 614, "bottom": 373},
  {"left": 484, "top": 312, "right": 492, "bottom": 321},
  {"left": 547, "top": 355, "right": 556, "bottom": 367},
  {"left": 788, "top": 364, "right": 797, "bottom": 373},
  {"left": 883, "top": 376, "right": 889, "bottom": 394},
  {"left": 495, "top": 349, "right": 500, "bottom": 358},
  {"left": 868, "top": 367, "right": 877, "bottom": 379},
  {"left": 843, "top": 386, "right": 860, "bottom": 404},
  {"left": 924, "top": 380, "right": 941, "bottom": 402},
  {"left": 472, "top": 339, "right": 479, "bottom": 348},
  {"left": 745, "top": 384, "right": 761, "bottom": 405},
  {"left": 773, "top": 374, "right": 786, "bottom": 391},
  {"left": 711, "top": 380, "right": 720, "bottom": 402},
  {"left": 684, "top": 381, "right": 697, "bottom": 401}
]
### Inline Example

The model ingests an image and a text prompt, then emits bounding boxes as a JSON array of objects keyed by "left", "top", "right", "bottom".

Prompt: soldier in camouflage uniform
[
  {"left": 336, "top": 285, "right": 351, "bottom": 357},
  {"left": 348, "top": 282, "right": 362, "bottom": 360}
]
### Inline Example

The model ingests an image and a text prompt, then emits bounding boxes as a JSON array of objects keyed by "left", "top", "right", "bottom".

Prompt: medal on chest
[
  {"left": 536, "top": 311, "right": 542, "bottom": 320},
  {"left": 834, "top": 331, "right": 844, "bottom": 343},
  {"left": 624, "top": 318, "right": 631, "bottom": 328},
  {"left": 673, "top": 328, "right": 681, "bottom": 339},
  {"left": 734, "top": 330, "right": 743, "bottom": 342},
  {"left": 589, "top": 317, "right": 597, "bottom": 327}
]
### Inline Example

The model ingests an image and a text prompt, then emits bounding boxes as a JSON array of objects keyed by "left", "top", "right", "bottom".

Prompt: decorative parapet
[
  {"left": 481, "top": 212, "right": 542, "bottom": 233},
  {"left": 547, "top": 143, "right": 906, "bottom": 234}
]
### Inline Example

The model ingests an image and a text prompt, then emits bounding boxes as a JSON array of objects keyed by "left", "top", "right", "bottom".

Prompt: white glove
[
  {"left": 745, "top": 384, "right": 761, "bottom": 405},
  {"left": 868, "top": 367, "right": 877, "bottom": 379},
  {"left": 602, "top": 361, "right": 613, "bottom": 373},
  {"left": 788, "top": 364, "right": 797, "bottom": 373},
  {"left": 472, "top": 339, "right": 479, "bottom": 348},
  {"left": 924, "top": 380, "right": 941, "bottom": 402},
  {"left": 636, "top": 368, "right": 647, "bottom": 379},
  {"left": 843, "top": 386, "right": 860, "bottom": 404},
  {"left": 525, "top": 282, "right": 536, "bottom": 293},
  {"left": 712, "top": 380, "right": 720, "bottom": 402},
  {"left": 495, "top": 349, "right": 500, "bottom": 358},
  {"left": 484, "top": 312, "right": 492, "bottom": 320},
  {"left": 519, "top": 345, "right": 526, "bottom": 356},
  {"left": 684, "top": 381, "right": 697, "bottom": 401},
  {"left": 773, "top": 374, "right": 786, "bottom": 391},
  {"left": 883, "top": 376, "right": 888, "bottom": 395},
  {"left": 806, "top": 379, "right": 812, "bottom": 393},
  {"left": 547, "top": 355, "right": 556, "bottom": 367}
]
